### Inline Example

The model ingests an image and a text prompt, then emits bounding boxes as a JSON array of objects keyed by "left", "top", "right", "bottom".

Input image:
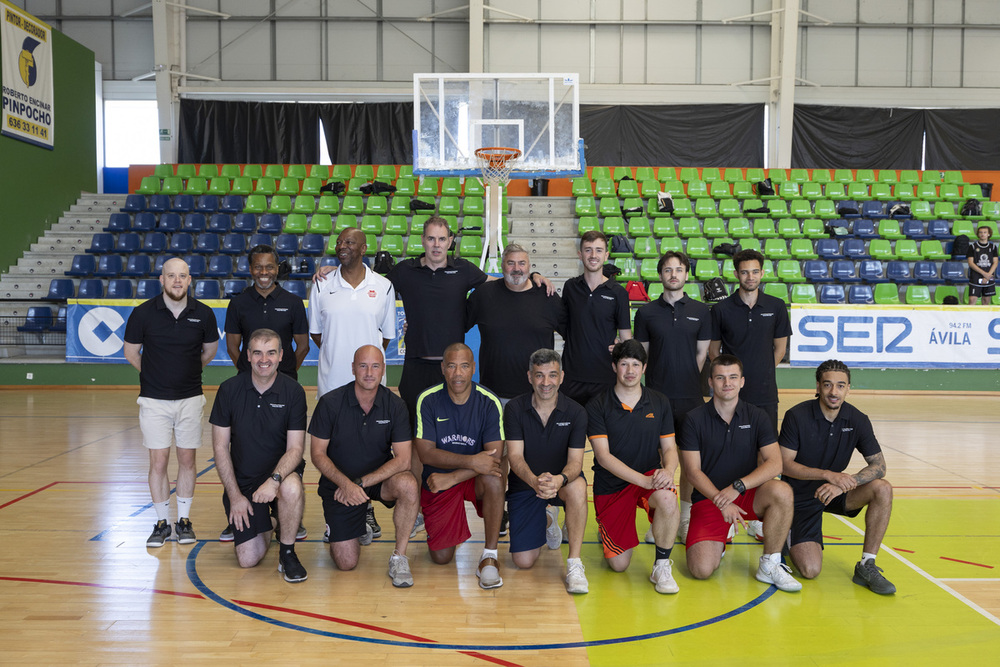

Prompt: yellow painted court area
[{"left": 0, "top": 389, "right": 998, "bottom": 665}]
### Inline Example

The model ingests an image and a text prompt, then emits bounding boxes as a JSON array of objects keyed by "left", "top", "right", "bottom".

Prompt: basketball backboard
[{"left": 413, "top": 73, "right": 584, "bottom": 179}]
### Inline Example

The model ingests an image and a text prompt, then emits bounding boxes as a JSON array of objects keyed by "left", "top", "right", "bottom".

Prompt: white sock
[
  {"left": 481, "top": 548, "right": 498, "bottom": 561},
  {"left": 861, "top": 552, "right": 877, "bottom": 565},
  {"left": 153, "top": 500, "right": 170, "bottom": 522},
  {"left": 763, "top": 552, "right": 782, "bottom": 565},
  {"left": 680, "top": 500, "right": 692, "bottom": 522},
  {"left": 176, "top": 496, "right": 193, "bottom": 520}
]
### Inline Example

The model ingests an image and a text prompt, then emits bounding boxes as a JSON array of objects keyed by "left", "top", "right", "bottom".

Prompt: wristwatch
[
  {"left": 560, "top": 473, "right": 569, "bottom": 488},
  {"left": 732, "top": 478, "right": 746, "bottom": 494},
  {"left": 270, "top": 472, "right": 283, "bottom": 484},
  {"left": 354, "top": 477, "right": 365, "bottom": 487}
]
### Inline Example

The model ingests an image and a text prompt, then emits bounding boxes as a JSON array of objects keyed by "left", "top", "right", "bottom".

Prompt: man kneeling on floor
[
  {"left": 309, "top": 345, "right": 420, "bottom": 587},
  {"left": 210, "top": 328, "right": 308, "bottom": 582},
  {"left": 678, "top": 354, "right": 801, "bottom": 592},
  {"left": 505, "top": 349, "right": 590, "bottom": 594}
]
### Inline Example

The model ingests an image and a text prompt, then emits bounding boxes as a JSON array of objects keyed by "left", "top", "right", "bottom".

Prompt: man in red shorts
[
  {"left": 678, "top": 354, "right": 801, "bottom": 592},
  {"left": 588, "top": 339, "right": 682, "bottom": 594},
  {"left": 414, "top": 343, "right": 506, "bottom": 589}
]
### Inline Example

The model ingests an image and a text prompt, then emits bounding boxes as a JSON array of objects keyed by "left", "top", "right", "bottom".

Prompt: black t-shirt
[
  {"left": 778, "top": 399, "right": 882, "bottom": 500},
  {"left": 587, "top": 386, "right": 674, "bottom": 496},
  {"left": 967, "top": 241, "right": 998, "bottom": 285},
  {"left": 634, "top": 295, "right": 712, "bottom": 399},
  {"left": 124, "top": 295, "right": 219, "bottom": 400},
  {"left": 209, "top": 372, "right": 307, "bottom": 488},
  {"left": 307, "top": 382, "right": 411, "bottom": 494},
  {"left": 224, "top": 283, "right": 308, "bottom": 378},
  {"left": 710, "top": 291, "right": 791, "bottom": 405},
  {"left": 388, "top": 255, "right": 487, "bottom": 358},
  {"left": 503, "top": 392, "right": 587, "bottom": 494},
  {"left": 560, "top": 275, "right": 631, "bottom": 384},
  {"left": 678, "top": 399, "right": 777, "bottom": 503},
  {"left": 466, "top": 280, "right": 566, "bottom": 398}
]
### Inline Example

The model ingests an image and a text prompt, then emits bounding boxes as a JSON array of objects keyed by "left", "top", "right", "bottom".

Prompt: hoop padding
[{"left": 475, "top": 147, "right": 522, "bottom": 185}]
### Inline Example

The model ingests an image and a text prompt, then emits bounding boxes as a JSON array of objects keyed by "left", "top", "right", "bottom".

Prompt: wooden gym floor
[{"left": 0, "top": 387, "right": 998, "bottom": 665}]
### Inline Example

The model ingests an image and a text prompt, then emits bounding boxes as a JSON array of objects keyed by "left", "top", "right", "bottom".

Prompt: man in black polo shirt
[
  {"left": 124, "top": 257, "right": 219, "bottom": 548},
  {"left": 222, "top": 244, "right": 309, "bottom": 542},
  {"left": 505, "top": 349, "right": 589, "bottom": 594},
  {"left": 466, "top": 243, "right": 566, "bottom": 401},
  {"left": 709, "top": 248, "right": 790, "bottom": 433},
  {"left": 678, "top": 354, "right": 801, "bottom": 592},
  {"left": 560, "top": 230, "right": 632, "bottom": 407},
  {"left": 634, "top": 250, "right": 711, "bottom": 543},
  {"left": 779, "top": 359, "right": 896, "bottom": 594},
  {"left": 209, "top": 328, "right": 308, "bottom": 582},
  {"left": 309, "top": 345, "right": 419, "bottom": 588},
  {"left": 588, "top": 339, "right": 681, "bottom": 595}
]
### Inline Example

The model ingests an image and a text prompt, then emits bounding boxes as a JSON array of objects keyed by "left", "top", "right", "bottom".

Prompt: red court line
[
  {"left": 893, "top": 547, "right": 916, "bottom": 553},
  {"left": 822, "top": 535, "right": 843, "bottom": 541},
  {"left": 0, "top": 575, "right": 203, "bottom": 598},
  {"left": 940, "top": 557, "right": 994, "bottom": 569},
  {"left": 0, "top": 482, "right": 58, "bottom": 509}
]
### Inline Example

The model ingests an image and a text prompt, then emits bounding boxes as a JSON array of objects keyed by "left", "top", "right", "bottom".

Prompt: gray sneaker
[
  {"left": 219, "top": 524, "right": 234, "bottom": 542},
  {"left": 175, "top": 518, "right": 196, "bottom": 545},
  {"left": 359, "top": 522, "right": 374, "bottom": 546},
  {"left": 295, "top": 524, "right": 308, "bottom": 541},
  {"left": 147, "top": 520, "right": 171, "bottom": 548},
  {"left": 853, "top": 560, "right": 896, "bottom": 595},
  {"left": 388, "top": 552, "right": 414, "bottom": 588},
  {"left": 756, "top": 556, "right": 802, "bottom": 592},
  {"left": 477, "top": 556, "right": 503, "bottom": 589},
  {"left": 409, "top": 513, "right": 425, "bottom": 539},
  {"left": 545, "top": 506, "right": 562, "bottom": 549}
]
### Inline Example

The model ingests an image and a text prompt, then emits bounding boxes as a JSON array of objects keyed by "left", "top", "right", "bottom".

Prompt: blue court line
[
  {"left": 89, "top": 462, "right": 219, "bottom": 541},
  {"left": 186, "top": 541, "right": 777, "bottom": 651}
]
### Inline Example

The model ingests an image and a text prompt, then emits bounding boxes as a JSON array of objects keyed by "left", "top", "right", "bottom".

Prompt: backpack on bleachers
[
  {"left": 952, "top": 234, "right": 971, "bottom": 257},
  {"left": 753, "top": 178, "right": 774, "bottom": 196},
  {"left": 611, "top": 234, "right": 634, "bottom": 255},
  {"left": 656, "top": 191, "right": 674, "bottom": 213},
  {"left": 961, "top": 199, "right": 982, "bottom": 217},
  {"left": 373, "top": 250, "right": 396, "bottom": 275},
  {"left": 889, "top": 203, "right": 911, "bottom": 218}
]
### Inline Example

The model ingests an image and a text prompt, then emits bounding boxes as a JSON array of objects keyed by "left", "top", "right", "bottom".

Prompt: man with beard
[
  {"left": 220, "top": 243, "right": 309, "bottom": 542},
  {"left": 559, "top": 231, "right": 632, "bottom": 408},
  {"left": 124, "top": 257, "right": 219, "bottom": 547},
  {"left": 209, "top": 329, "right": 308, "bottom": 582}
]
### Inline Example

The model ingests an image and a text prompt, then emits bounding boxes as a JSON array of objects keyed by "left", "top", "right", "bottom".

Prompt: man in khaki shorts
[{"left": 124, "top": 257, "right": 219, "bottom": 547}]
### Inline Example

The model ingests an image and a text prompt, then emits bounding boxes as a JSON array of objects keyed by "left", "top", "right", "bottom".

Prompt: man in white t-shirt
[{"left": 309, "top": 228, "right": 397, "bottom": 398}]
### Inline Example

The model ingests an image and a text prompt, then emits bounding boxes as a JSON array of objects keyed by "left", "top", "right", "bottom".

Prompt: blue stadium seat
[
  {"left": 136, "top": 279, "right": 162, "bottom": 299},
  {"left": 841, "top": 238, "right": 869, "bottom": 260},
  {"left": 831, "top": 260, "right": 861, "bottom": 283},
  {"left": 94, "top": 254, "right": 124, "bottom": 277},
  {"left": 848, "top": 284, "right": 874, "bottom": 304},
  {"left": 195, "top": 233, "right": 220, "bottom": 254},
  {"left": 183, "top": 213, "right": 207, "bottom": 233},
  {"left": 818, "top": 284, "right": 846, "bottom": 304},
  {"left": 837, "top": 200, "right": 861, "bottom": 217},
  {"left": 77, "top": 279, "right": 104, "bottom": 299},
  {"left": 158, "top": 212, "right": 182, "bottom": 232},
  {"left": 106, "top": 279, "right": 133, "bottom": 299},
  {"left": 850, "top": 219, "right": 878, "bottom": 239},
  {"left": 171, "top": 194, "right": 195, "bottom": 213},
  {"left": 815, "top": 239, "right": 842, "bottom": 260},
  {"left": 247, "top": 233, "right": 273, "bottom": 249},
  {"left": 121, "top": 194, "right": 146, "bottom": 213},
  {"left": 65, "top": 254, "right": 96, "bottom": 277},
  {"left": 289, "top": 257, "right": 315, "bottom": 279},
  {"left": 17, "top": 306, "right": 52, "bottom": 332},
  {"left": 121, "top": 254, "right": 151, "bottom": 277},
  {"left": 151, "top": 254, "right": 170, "bottom": 276},
  {"left": 51, "top": 306, "right": 67, "bottom": 332},
  {"left": 283, "top": 280, "right": 308, "bottom": 299},
  {"left": 941, "top": 261, "right": 966, "bottom": 283},
  {"left": 859, "top": 260, "right": 887, "bottom": 284},
  {"left": 233, "top": 256, "right": 251, "bottom": 277},
  {"left": 913, "top": 261, "right": 943, "bottom": 284},
  {"left": 196, "top": 195, "right": 219, "bottom": 213},
  {"left": 258, "top": 213, "right": 283, "bottom": 234},
  {"left": 233, "top": 213, "right": 257, "bottom": 234},
  {"left": 168, "top": 232, "right": 194, "bottom": 254},
  {"left": 861, "top": 201, "right": 885, "bottom": 219},
  {"left": 141, "top": 232, "right": 168, "bottom": 254},
  {"left": 275, "top": 233, "right": 299, "bottom": 256},
  {"left": 206, "top": 255, "right": 233, "bottom": 277},
  {"left": 113, "top": 232, "right": 141, "bottom": 254},
  {"left": 220, "top": 233, "right": 246, "bottom": 255},
  {"left": 927, "top": 219, "right": 953, "bottom": 239},
  {"left": 224, "top": 279, "right": 248, "bottom": 298},
  {"left": 131, "top": 212, "right": 156, "bottom": 232},
  {"left": 147, "top": 194, "right": 170, "bottom": 213},
  {"left": 193, "top": 279, "right": 221, "bottom": 300},
  {"left": 86, "top": 233, "right": 114, "bottom": 254},
  {"left": 803, "top": 260, "right": 832, "bottom": 283},
  {"left": 46, "top": 279, "right": 75, "bottom": 300},
  {"left": 299, "top": 233, "right": 325, "bottom": 256},
  {"left": 886, "top": 260, "right": 915, "bottom": 284},
  {"left": 219, "top": 194, "right": 244, "bottom": 214},
  {"left": 104, "top": 213, "right": 131, "bottom": 233},
  {"left": 208, "top": 214, "right": 232, "bottom": 234},
  {"left": 901, "top": 219, "right": 928, "bottom": 240},
  {"left": 183, "top": 254, "right": 207, "bottom": 277}
]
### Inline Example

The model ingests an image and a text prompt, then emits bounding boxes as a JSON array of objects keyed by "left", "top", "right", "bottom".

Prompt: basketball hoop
[{"left": 475, "top": 147, "right": 522, "bottom": 185}]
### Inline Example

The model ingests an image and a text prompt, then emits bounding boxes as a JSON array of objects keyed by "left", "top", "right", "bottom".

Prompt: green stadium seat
[
  {"left": 790, "top": 283, "right": 818, "bottom": 304},
  {"left": 578, "top": 217, "right": 600, "bottom": 235},
  {"left": 229, "top": 177, "right": 253, "bottom": 196},
  {"left": 832, "top": 169, "right": 854, "bottom": 184},
  {"left": 776, "top": 259, "right": 804, "bottom": 282},
  {"left": 778, "top": 217, "right": 804, "bottom": 238},
  {"left": 613, "top": 257, "right": 639, "bottom": 282},
  {"left": 571, "top": 177, "right": 592, "bottom": 197},
  {"left": 594, "top": 179, "right": 616, "bottom": 197},
  {"left": 731, "top": 181, "right": 754, "bottom": 199},
  {"left": 308, "top": 213, "right": 333, "bottom": 234},
  {"left": 920, "top": 239, "right": 947, "bottom": 260},
  {"left": 874, "top": 283, "right": 901, "bottom": 304},
  {"left": 363, "top": 195, "right": 386, "bottom": 216},
  {"left": 415, "top": 178, "right": 439, "bottom": 197},
  {"left": 915, "top": 183, "right": 938, "bottom": 201},
  {"left": 718, "top": 199, "right": 743, "bottom": 218},
  {"left": 702, "top": 217, "right": 727, "bottom": 238},
  {"left": 219, "top": 164, "right": 242, "bottom": 179},
  {"left": 380, "top": 234, "right": 405, "bottom": 257},
  {"left": 658, "top": 167, "right": 678, "bottom": 182},
  {"left": 628, "top": 217, "right": 652, "bottom": 237},
  {"left": 789, "top": 169, "right": 810, "bottom": 183},
  {"left": 617, "top": 179, "right": 640, "bottom": 198},
  {"left": 904, "top": 285, "right": 932, "bottom": 305},
  {"left": 635, "top": 167, "right": 656, "bottom": 182},
  {"left": 385, "top": 215, "right": 409, "bottom": 236},
  {"left": 677, "top": 217, "right": 701, "bottom": 238},
  {"left": 591, "top": 167, "right": 612, "bottom": 182},
  {"left": 393, "top": 177, "right": 415, "bottom": 196},
  {"left": 763, "top": 282, "right": 789, "bottom": 302},
  {"left": 694, "top": 258, "right": 721, "bottom": 281},
  {"left": 701, "top": 168, "right": 722, "bottom": 182},
  {"left": 683, "top": 282, "right": 702, "bottom": 301},
  {"left": 410, "top": 215, "right": 430, "bottom": 235},
  {"left": 340, "top": 196, "right": 364, "bottom": 215},
  {"left": 951, "top": 219, "right": 976, "bottom": 238},
  {"left": 603, "top": 217, "right": 627, "bottom": 238},
  {"left": 743, "top": 198, "right": 767, "bottom": 217},
  {"left": 253, "top": 178, "right": 276, "bottom": 195},
  {"left": 352, "top": 165, "right": 374, "bottom": 181},
  {"left": 161, "top": 177, "right": 183, "bottom": 195},
  {"left": 933, "top": 201, "right": 958, "bottom": 220},
  {"left": 154, "top": 164, "right": 174, "bottom": 178},
  {"left": 892, "top": 184, "right": 916, "bottom": 201},
  {"left": 389, "top": 196, "right": 411, "bottom": 215},
  {"left": 285, "top": 165, "right": 306, "bottom": 180},
  {"left": 739, "top": 237, "right": 763, "bottom": 254},
  {"left": 137, "top": 176, "right": 159, "bottom": 195},
  {"left": 685, "top": 237, "right": 712, "bottom": 259},
  {"left": 778, "top": 182, "right": 800, "bottom": 199},
  {"left": 315, "top": 195, "right": 339, "bottom": 215},
  {"left": 790, "top": 238, "right": 817, "bottom": 259},
  {"left": 895, "top": 239, "right": 922, "bottom": 260},
  {"left": 660, "top": 237, "right": 683, "bottom": 253},
  {"left": 243, "top": 194, "right": 266, "bottom": 213},
  {"left": 622, "top": 197, "right": 644, "bottom": 217},
  {"left": 208, "top": 177, "right": 230, "bottom": 195},
  {"left": 810, "top": 169, "right": 831, "bottom": 183},
  {"left": 462, "top": 197, "right": 485, "bottom": 216},
  {"left": 334, "top": 214, "right": 357, "bottom": 233},
  {"left": 184, "top": 177, "right": 207, "bottom": 195},
  {"left": 933, "top": 285, "right": 960, "bottom": 304},
  {"left": 360, "top": 215, "right": 383, "bottom": 235},
  {"left": 963, "top": 184, "right": 984, "bottom": 200},
  {"left": 262, "top": 165, "right": 284, "bottom": 180},
  {"left": 298, "top": 178, "right": 321, "bottom": 196},
  {"left": 308, "top": 165, "right": 330, "bottom": 179},
  {"left": 813, "top": 200, "right": 838, "bottom": 219},
  {"left": 877, "top": 219, "right": 904, "bottom": 240},
  {"left": 870, "top": 182, "right": 893, "bottom": 201},
  {"left": 694, "top": 198, "right": 717, "bottom": 218},
  {"left": 283, "top": 214, "right": 307, "bottom": 234},
  {"left": 634, "top": 237, "right": 659, "bottom": 258},
  {"left": 824, "top": 182, "right": 847, "bottom": 200},
  {"left": 846, "top": 182, "right": 869, "bottom": 200},
  {"left": 724, "top": 168, "right": 744, "bottom": 183},
  {"left": 868, "top": 239, "right": 895, "bottom": 260},
  {"left": 640, "top": 180, "right": 660, "bottom": 198},
  {"left": 800, "top": 182, "right": 823, "bottom": 200},
  {"left": 405, "top": 234, "right": 424, "bottom": 256},
  {"left": 376, "top": 165, "right": 397, "bottom": 181},
  {"left": 753, "top": 219, "right": 778, "bottom": 238},
  {"left": 943, "top": 170, "right": 966, "bottom": 187},
  {"left": 768, "top": 168, "right": 787, "bottom": 183},
  {"left": 292, "top": 195, "right": 316, "bottom": 214},
  {"left": 268, "top": 195, "right": 292, "bottom": 214},
  {"left": 767, "top": 199, "right": 790, "bottom": 218},
  {"left": 728, "top": 217, "right": 752, "bottom": 238},
  {"left": 764, "top": 238, "right": 791, "bottom": 260},
  {"left": 652, "top": 217, "right": 676, "bottom": 237},
  {"left": 277, "top": 178, "right": 300, "bottom": 196},
  {"left": 639, "top": 258, "right": 660, "bottom": 281},
  {"left": 576, "top": 197, "right": 597, "bottom": 216},
  {"left": 671, "top": 198, "right": 693, "bottom": 217},
  {"left": 939, "top": 183, "right": 962, "bottom": 202},
  {"left": 686, "top": 180, "right": 708, "bottom": 198},
  {"left": 910, "top": 200, "right": 933, "bottom": 220},
  {"left": 710, "top": 181, "right": 732, "bottom": 198},
  {"left": 679, "top": 167, "right": 699, "bottom": 182},
  {"left": 598, "top": 197, "right": 620, "bottom": 218}
]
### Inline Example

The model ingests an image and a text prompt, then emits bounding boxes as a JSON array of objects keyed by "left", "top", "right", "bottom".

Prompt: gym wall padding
[
  {"left": 178, "top": 100, "right": 321, "bottom": 164},
  {"left": 791, "top": 105, "right": 925, "bottom": 170},
  {"left": 0, "top": 28, "right": 97, "bottom": 274}
]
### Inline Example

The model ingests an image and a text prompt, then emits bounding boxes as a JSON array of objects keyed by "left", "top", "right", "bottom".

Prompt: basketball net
[{"left": 474, "top": 147, "right": 521, "bottom": 273}]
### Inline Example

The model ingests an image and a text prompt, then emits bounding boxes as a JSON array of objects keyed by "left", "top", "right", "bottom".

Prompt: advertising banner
[{"left": 1, "top": 1, "right": 54, "bottom": 148}]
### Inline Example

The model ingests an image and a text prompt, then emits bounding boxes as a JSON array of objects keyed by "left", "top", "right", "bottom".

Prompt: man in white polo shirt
[{"left": 309, "top": 227, "right": 397, "bottom": 399}]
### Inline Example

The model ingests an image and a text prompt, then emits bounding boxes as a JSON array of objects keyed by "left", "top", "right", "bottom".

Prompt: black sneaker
[
  {"left": 366, "top": 503, "right": 382, "bottom": 539},
  {"left": 853, "top": 560, "right": 896, "bottom": 595},
  {"left": 175, "top": 518, "right": 197, "bottom": 545},
  {"left": 278, "top": 549, "right": 308, "bottom": 583},
  {"left": 219, "top": 524, "right": 234, "bottom": 542},
  {"left": 499, "top": 509, "right": 509, "bottom": 537},
  {"left": 147, "top": 519, "right": 171, "bottom": 547}
]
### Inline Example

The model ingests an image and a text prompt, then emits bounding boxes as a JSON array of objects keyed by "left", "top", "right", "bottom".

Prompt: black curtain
[
  {"left": 790, "top": 105, "right": 924, "bottom": 169},
  {"left": 178, "top": 100, "right": 319, "bottom": 163},
  {"left": 924, "top": 109, "right": 1000, "bottom": 170},
  {"left": 317, "top": 102, "right": 413, "bottom": 165},
  {"left": 580, "top": 104, "right": 764, "bottom": 167}
]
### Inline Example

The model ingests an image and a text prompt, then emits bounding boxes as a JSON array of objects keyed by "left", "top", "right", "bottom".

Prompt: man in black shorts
[
  {"left": 560, "top": 230, "right": 632, "bottom": 407},
  {"left": 309, "top": 345, "right": 420, "bottom": 587},
  {"left": 505, "top": 349, "right": 589, "bottom": 594},
  {"left": 466, "top": 243, "right": 566, "bottom": 402},
  {"left": 678, "top": 354, "right": 801, "bottom": 592},
  {"left": 123, "top": 257, "right": 219, "bottom": 548},
  {"left": 210, "top": 328, "right": 308, "bottom": 582},
  {"left": 588, "top": 340, "right": 682, "bottom": 595},
  {"left": 967, "top": 225, "right": 998, "bottom": 305},
  {"left": 634, "top": 250, "right": 711, "bottom": 543},
  {"left": 779, "top": 359, "right": 896, "bottom": 595},
  {"left": 413, "top": 343, "right": 506, "bottom": 589},
  {"left": 221, "top": 243, "right": 309, "bottom": 542}
]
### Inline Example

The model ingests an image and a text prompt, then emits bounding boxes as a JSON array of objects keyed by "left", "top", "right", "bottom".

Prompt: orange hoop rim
[{"left": 475, "top": 146, "right": 522, "bottom": 167}]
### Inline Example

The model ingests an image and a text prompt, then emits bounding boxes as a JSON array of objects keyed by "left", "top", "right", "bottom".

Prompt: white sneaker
[
  {"left": 565, "top": 559, "right": 589, "bottom": 594},
  {"left": 359, "top": 522, "right": 374, "bottom": 546},
  {"left": 409, "top": 512, "right": 425, "bottom": 539},
  {"left": 545, "top": 506, "right": 562, "bottom": 549},
  {"left": 756, "top": 556, "right": 802, "bottom": 592},
  {"left": 746, "top": 520, "right": 764, "bottom": 542},
  {"left": 477, "top": 556, "right": 503, "bottom": 589},
  {"left": 677, "top": 519, "right": 689, "bottom": 544},
  {"left": 388, "top": 552, "right": 413, "bottom": 588},
  {"left": 727, "top": 523, "right": 737, "bottom": 542},
  {"left": 650, "top": 558, "right": 679, "bottom": 594},
  {"left": 644, "top": 526, "right": 655, "bottom": 544}
]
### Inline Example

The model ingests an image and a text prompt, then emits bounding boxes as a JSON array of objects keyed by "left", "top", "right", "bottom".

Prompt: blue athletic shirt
[{"left": 414, "top": 382, "right": 504, "bottom": 486}]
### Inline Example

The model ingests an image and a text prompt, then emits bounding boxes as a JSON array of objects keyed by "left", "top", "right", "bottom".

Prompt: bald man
[
  {"left": 309, "top": 345, "right": 420, "bottom": 587},
  {"left": 124, "top": 257, "right": 220, "bottom": 547}
]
